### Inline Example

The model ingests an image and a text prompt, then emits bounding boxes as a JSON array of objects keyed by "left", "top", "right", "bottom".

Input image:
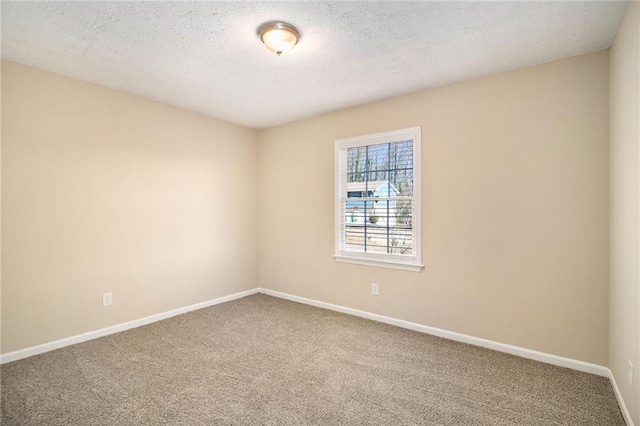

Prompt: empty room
[{"left": 1, "top": 1, "right": 638, "bottom": 425}]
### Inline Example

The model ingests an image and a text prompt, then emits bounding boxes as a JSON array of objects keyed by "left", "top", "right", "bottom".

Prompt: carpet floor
[{"left": 1, "top": 294, "right": 625, "bottom": 425}]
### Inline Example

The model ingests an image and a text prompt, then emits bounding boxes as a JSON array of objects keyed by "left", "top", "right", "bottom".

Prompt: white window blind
[{"left": 334, "top": 127, "right": 422, "bottom": 272}]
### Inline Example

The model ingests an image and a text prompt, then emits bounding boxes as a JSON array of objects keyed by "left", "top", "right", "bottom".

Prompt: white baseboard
[
  {"left": 2, "top": 286, "right": 632, "bottom": 425},
  {"left": 609, "top": 369, "right": 635, "bottom": 426},
  {"left": 257, "top": 288, "right": 610, "bottom": 377},
  {"left": 0, "top": 288, "right": 259, "bottom": 364},
  {"left": 259, "top": 288, "right": 640, "bottom": 421}
]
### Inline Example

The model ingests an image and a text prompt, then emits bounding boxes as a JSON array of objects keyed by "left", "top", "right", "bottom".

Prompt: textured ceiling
[{"left": 1, "top": 1, "right": 628, "bottom": 129}]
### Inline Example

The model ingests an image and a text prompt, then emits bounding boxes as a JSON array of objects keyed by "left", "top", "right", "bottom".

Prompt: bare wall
[
  {"left": 609, "top": 1, "right": 640, "bottom": 422},
  {"left": 258, "top": 51, "right": 610, "bottom": 366},
  {"left": 1, "top": 61, "right": 259, "bottom": 354}
]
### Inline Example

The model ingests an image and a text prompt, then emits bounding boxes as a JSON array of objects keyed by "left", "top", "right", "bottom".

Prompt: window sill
[{"left": 333, "top": 254, "right": 423, "bottom": 272}]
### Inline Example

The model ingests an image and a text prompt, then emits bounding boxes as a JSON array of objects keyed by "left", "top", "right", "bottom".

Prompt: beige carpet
[{"left": 1, "top": 294, "right": 624, "bottom": 425}]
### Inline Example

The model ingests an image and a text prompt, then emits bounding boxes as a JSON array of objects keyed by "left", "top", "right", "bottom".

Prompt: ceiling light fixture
[{"left": 258, "top": 22, "right": 300, "bottom": 56}]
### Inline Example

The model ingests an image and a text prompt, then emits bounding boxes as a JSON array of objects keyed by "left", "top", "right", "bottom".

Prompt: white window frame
[{"left": 334, "top": 126, "right": 423, "bottom": 272}]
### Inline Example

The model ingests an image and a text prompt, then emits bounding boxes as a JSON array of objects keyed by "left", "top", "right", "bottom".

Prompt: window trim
[{"left": 334, "top": 126, "right": 423, "bottom": 272}]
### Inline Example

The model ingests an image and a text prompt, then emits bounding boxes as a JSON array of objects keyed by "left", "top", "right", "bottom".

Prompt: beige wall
[
  {"left": 0, "top": 46, "right": 619, "bottom": 374},
  {"left": 0, "top": 61, "right": 3, "bottom": 355},
  {"left": 609, "top": 1, "right": 640, "bottom": 423},
  {"left": 258, "top": 51, "right": 610, "bottom": 366},
  {"left": 1, "top": 61, "right": 259, "bottom": 353}
]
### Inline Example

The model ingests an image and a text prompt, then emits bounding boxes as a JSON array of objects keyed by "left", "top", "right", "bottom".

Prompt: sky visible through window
[{"left": 346, "top": 141, "right": 413, "bottom": 196}]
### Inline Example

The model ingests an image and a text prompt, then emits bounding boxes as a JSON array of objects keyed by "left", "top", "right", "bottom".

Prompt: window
[{"left": 334, "top": 127, "right": 422, "bottom": 272}]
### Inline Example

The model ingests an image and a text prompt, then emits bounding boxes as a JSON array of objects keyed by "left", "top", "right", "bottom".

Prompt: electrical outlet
[
  {"left": 371, "top": 283, "right": 379, "bottom": 296},
  {"left": 102, "top": 292, "right": 113, "bottom": 307},
  {"left": 629, "top": 361, "right": 634, "bottom": 388}
]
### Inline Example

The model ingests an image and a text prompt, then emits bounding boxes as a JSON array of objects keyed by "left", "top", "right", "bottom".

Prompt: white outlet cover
[{"left": 102, "top": 292, "right": 113, "bottom": 307}]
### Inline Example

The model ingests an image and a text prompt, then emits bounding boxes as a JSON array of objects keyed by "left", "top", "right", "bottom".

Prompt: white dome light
[{"left": 258, "top": 22, "right": 300, "bottom": 56}]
